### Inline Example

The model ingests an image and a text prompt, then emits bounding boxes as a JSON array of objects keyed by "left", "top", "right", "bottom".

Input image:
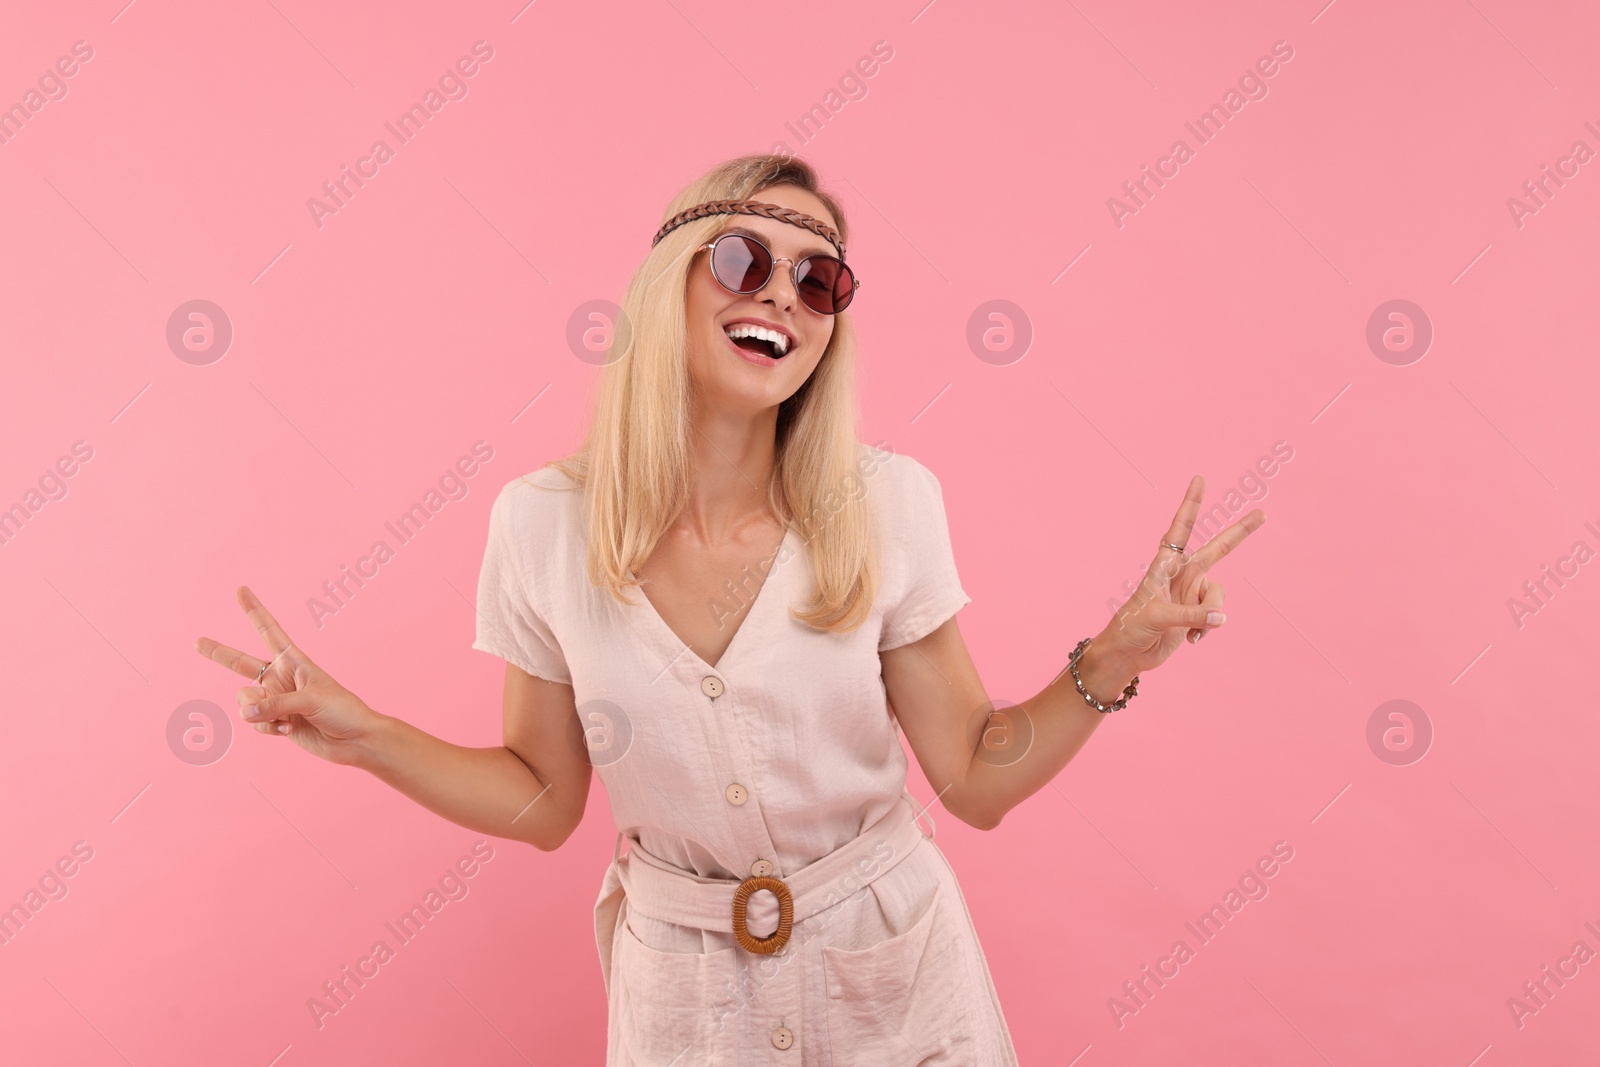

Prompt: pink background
[{"left": 2, "top": 0, "right": 1596, "bottom": 1063}]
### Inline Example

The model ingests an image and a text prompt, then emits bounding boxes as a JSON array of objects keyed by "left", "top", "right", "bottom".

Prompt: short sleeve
[
  {"left": 471, "top": 481, "right": 573, "bottom": 686},
  {"left": 878, "top": 458, "right": 972, "bottom": 652}
]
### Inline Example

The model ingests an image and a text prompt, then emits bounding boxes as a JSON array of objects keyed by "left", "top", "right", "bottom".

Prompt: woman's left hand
[{"left": 1096, "top": 475, "right": 1265, "bottom": 676}]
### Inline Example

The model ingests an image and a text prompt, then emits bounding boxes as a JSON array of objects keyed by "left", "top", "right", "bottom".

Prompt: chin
[{"left": 695, "top": 372, "right": 789, "bottom": 413}]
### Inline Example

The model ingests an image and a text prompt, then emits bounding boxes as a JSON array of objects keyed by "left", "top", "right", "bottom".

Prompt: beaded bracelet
[{"left": 1067, "top": 635, "right": 1141, "bottom": 713}]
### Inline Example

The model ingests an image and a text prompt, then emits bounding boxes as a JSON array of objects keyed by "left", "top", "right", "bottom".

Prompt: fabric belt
[{"left": 613, "top": 791, "right": 933, "bottom": 951}]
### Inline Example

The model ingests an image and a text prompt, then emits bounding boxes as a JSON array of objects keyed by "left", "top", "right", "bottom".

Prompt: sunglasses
[{"left": 697, "top": 231, "right": 861, "bottom": 315}]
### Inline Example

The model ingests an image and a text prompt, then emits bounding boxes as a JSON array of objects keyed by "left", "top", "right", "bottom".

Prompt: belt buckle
[{"left": 731, "top": 875, "right": 793, "bottom": 954}]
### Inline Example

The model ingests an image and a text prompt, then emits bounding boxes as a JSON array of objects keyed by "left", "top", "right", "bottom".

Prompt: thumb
[
  {"left": 1143, "top": 600, "right": 1226, "bottom": 633},
  {"left": 258, "top": 689, "right": 318, "bottom": 722}
]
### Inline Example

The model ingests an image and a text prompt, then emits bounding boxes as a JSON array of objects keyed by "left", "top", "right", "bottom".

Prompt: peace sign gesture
[
  {"left": 193, "top": 586, "right": 381, "bottom": 765},
  {"left": 1101, "top": 475, "right": 1266, "bottom": 676}
]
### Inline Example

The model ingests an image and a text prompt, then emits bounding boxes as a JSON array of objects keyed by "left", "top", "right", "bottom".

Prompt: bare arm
[
  {"left": 196, "top": 586, "right": 590, "bottom": 853},
  {"left": 884, "top": 475, "right": 1264, "bottom": 831},
  {"left": 350, "top": 664, "right": 592, "bottom": 852},
  {"left": 882, "top": 616, "right": 1139, "bottom": 831}
]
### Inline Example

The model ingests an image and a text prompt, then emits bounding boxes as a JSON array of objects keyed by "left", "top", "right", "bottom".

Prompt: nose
[{"left": 756, "top": 256, "right": 801, "bottom": 312}]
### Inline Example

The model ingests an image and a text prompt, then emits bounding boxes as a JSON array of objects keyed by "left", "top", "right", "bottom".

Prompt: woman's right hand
[{"left": 194, "top": 585, "right": 382, "bottom": 766}]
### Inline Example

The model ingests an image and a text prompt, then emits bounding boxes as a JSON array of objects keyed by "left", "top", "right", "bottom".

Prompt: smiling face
[{"left": 684, "top": 183, "right": 841, "bottom": 418}]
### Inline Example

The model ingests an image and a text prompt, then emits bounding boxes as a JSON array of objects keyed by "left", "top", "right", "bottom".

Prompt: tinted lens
[
  {"left": 709, "top": 235, "right": 771, "bottom": 293},
  {"left": 796, "top": 255, "right": 855, "bottom": 314},
  {"left": 709, "top": 234, "right": 856, "bottom": 314}
]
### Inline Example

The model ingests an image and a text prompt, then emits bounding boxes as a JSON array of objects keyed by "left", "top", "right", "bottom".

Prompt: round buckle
[{"left": 731, "top": 875, "right": 793, "bottom": 955}]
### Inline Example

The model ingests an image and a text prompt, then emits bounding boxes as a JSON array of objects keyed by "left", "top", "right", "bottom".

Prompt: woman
[{"left": 196, "top": 154, "right": 1264, "bottom": 1065}]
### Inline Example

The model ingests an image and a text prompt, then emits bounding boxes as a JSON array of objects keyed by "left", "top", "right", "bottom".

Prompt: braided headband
[{"left": 651, "top": 199, "right": 847, "bottom": 261}]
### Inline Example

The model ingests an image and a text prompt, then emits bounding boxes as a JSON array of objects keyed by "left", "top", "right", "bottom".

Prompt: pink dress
[{"left": 473, "top": 445, "right": 1020, "bottom": 1066}]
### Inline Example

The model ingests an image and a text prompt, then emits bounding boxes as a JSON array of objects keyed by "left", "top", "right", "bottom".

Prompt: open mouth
[{"left": 724, "top": 323, "right": 791, "bottom": 360}]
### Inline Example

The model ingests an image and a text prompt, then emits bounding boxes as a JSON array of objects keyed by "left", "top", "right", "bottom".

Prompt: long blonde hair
[{"left": 546, "top": 153, "right": 877, "bottom": 633}]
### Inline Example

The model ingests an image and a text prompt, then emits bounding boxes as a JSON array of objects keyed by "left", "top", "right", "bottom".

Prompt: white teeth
[{"left": 724, "top": 323, "right": 790, "bottom": 356}]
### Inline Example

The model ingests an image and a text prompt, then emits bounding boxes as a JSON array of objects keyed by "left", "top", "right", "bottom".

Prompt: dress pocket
[
  {"left": 616, "top": 917, "right": 740, "bottom": 1066},
  {"left": 820, "top": 882, "right": 974, "bottom": 1064}
]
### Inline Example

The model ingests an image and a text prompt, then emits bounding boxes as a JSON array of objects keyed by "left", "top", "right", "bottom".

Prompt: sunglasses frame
[{"left": 697, "top": 232, "right": 861, "bottom": 315}]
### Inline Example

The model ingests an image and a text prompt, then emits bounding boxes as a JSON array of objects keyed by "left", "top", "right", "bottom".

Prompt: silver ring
[
  {"left": 254, "top": 658, "right": 272, "bottom": 683},
  {"left": 1159, "top": 540, "right": 1185, "bottom": 553}
]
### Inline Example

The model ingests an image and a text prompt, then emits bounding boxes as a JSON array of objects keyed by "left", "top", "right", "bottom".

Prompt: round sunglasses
[{"left": 697, "top": 232, "right": 861, "bottom": 315}]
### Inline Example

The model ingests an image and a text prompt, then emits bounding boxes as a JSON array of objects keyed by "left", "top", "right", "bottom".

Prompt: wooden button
[
  {"left": 725, "top": 783, "right": 748, "bottom": 805},
  {"left": 700, "top": 676, "right": 725, "bottom": 698},
  {"left": 770, "top": 1026, "right": 794, "bottom": 1050},
  {"left": 750, "top": 859, "right": 774, "bottom": 877}
]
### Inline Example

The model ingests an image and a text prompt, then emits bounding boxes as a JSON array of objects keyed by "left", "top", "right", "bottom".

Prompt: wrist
[
  {"left": 1075, "top": 633, "right": 1141, "bottom": 707},
  {"left": 342, "top": 707, "right": 394, "bottom": 770}
]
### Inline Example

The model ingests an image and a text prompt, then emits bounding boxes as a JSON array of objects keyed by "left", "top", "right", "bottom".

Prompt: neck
[{"left": 681, "top": 400, "right": 781, "bottom": 541}]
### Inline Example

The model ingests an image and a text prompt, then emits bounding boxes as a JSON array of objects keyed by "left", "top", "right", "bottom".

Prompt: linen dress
[{"left": 472, "top": 445, "right": 1020, "bottom": 1066}]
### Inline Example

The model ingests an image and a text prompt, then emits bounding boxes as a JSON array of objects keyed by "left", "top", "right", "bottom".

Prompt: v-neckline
[{"left": 627, "top": 528, "right": 796, "bottom": 674}]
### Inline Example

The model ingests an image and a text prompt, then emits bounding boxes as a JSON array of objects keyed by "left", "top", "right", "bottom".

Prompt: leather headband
[{"left": 651, "top": 198, "right": 847, "bottom": 261}]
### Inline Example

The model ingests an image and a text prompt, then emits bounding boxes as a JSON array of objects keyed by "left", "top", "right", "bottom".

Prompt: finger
[
  {"left": 237, "top": 686, "right": 290, "bottom": 723},
  {"left": 1155, "top": 475, "right": 1206, "bottom": 560},
  {"left": 1187, "top": 508, "right": 1266, "bottom": 574},
  {"left": 1137, "top": 545, "right": 1192, "bottom": 604},
  {"left": 1137, "top": 477, "right": 1207, "bottom": 594},
  {"left": 1187, "top": 582, "right": 1227, "bottom": 643},
  {"left": 237, "top": 686, "right": 269, "bottom": 721},
  {"left": 1142, "top": 598, "right": 1224, "bottom": 635},
  {"left": 236, "top": 585, "right": 295, "bottom": 657},
  {"left": 197, "top": 636, "right": 272, "bottom": 682},
  {"left": 253, "top": 720, "right": 293, "bottom": 735},
  {"left": 1133, "top": 550, "right": 1184, "bottom": 600},
  {"left": 255, "top": 690, "right": 316, "bottom": 723}
]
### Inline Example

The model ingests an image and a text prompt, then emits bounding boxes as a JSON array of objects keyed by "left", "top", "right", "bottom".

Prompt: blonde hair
[{"left": 546, "top": 153, "right": 878, "bottom": 634}]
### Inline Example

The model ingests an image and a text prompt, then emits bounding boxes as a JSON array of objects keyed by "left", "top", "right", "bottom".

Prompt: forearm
[
  {"left": 960, "top": 631, "right": 1140, "bottom": 828},
  {"left": 348, "top": 713, "right": 578, "bottom": 851}
]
